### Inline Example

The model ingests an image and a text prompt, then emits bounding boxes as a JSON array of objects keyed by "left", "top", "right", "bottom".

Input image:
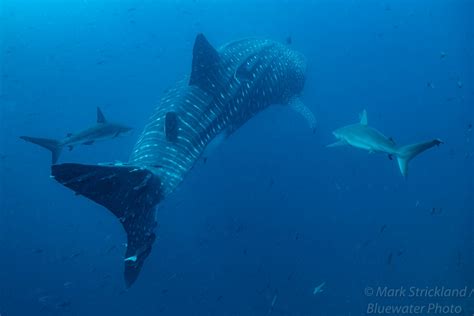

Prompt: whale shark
[
  {"left": 50, "top": 34, "right": 316, "bottom": 287},
  {"left": 328, "top": 109, "right": 442, "bottom": 177},
  {"left": 20, "top": 107, "right": 132, "bottom": 164}
]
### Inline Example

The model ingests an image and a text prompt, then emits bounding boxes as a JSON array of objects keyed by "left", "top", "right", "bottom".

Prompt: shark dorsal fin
[
  {"left": 359, "top": 109, "right": 368, "bottom": 125},
  {"left": 189, "top": 33, "right": 220, "bottom": 92},
  {"left": 97, "top": 107, "right": 107, "bottom": 124}
]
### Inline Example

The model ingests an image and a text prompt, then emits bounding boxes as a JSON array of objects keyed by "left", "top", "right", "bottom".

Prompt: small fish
[
  {"left": 440, "top": 51, "right": 447, "bottom": 59},
  {"left": 430, "top": 207, "right": 442, "bottom": 215},
  {"left": 457, "top": 80, "right": 463, "bottom": 88},
  {"left": 267, "top": 293, "right": 278, "bottom": 315},
  {"left": 313, "top": 281, "right": 326, "bottom": 295},
  {"left": 286, "top": 36, "right": 292, "bottom": 45},
  {"left": 380, "top": 224, "right": 387, "bottom": 233}
]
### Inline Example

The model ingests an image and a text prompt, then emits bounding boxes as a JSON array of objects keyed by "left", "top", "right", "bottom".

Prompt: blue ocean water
[{"left": 0, "top": 0, "right": 472, "bottom": 315}]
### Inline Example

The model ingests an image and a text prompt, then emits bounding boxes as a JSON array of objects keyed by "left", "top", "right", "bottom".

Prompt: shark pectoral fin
[
  {"left": 288, "top": 97, "right": 317, "bottom": 133},
  {"left": 165, "top": 112, "right": 179, "bottom": 142},
  {"left": 326, "top": 140, "right": 346, "bottom": 148},
  {"left": 189, "top": 33, "right": 220, "bottom": 92},
  {"left": 51, "top": 163, "right": 161, "bottom": 287},
  {"left": 359, "top": 109, "right": 368, "bottom": 125},
  {"left": 97, "top": 107, "right": 107, "bottom": 124},
  {"left": 83, "top": 141, "right": 94, "bottom": 145}
]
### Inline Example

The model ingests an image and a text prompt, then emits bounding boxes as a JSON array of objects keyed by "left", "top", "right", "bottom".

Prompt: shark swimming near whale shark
[
  {"left": 20, "top": 107, "right": 132, "bottom": 164},
  {"left": 50, "top": 34, "right": 316, "bottom": 287},
  {"left": 328, "top": 109, "right": 442, "bottom": 177}
]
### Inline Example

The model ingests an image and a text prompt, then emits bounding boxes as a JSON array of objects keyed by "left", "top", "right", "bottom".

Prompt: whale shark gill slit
[{"left": 51, "top": 163, "right": 161, "bottom": 287}]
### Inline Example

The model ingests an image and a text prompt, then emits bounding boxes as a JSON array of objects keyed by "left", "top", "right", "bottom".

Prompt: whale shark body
[
  {"left": 328, "top": 110, "right": 442, "bottom": 177},
  {"left": 51, "top": 34, "right": 315, "bottom": 287}
]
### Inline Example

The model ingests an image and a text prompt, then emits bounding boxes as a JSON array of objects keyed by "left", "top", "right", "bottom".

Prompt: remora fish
[
  {"left": 50, "top": 34, "right": 316, "bottom": 287},
  {"left": 328, "top": 109, "right": 442, "bottom": 177},
  {"left": 20, "top": 107, "right": 132, "bottom": 164}
]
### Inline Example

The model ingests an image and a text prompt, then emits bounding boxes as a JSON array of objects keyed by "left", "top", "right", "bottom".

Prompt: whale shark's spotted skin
[
  {"left": 51, "top": 34, "right": 311, "bottom": 287},
  {"left": 130, "top": 37, "right": 306, "bottom": 196}
]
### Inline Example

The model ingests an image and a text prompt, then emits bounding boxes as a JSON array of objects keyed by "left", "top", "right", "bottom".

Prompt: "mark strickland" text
[{"left": 376, "top": 286, "right": 473, "bottom": 298}]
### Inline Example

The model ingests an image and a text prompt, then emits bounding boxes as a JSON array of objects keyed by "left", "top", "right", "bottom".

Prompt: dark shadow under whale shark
[{"left": 51, "top": 34, "right": 316, "bottom": 287}]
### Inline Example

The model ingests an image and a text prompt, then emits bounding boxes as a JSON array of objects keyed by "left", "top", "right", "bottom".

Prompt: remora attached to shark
[
  {"left": 328, "top": 109, "right": 442, "bottom": 177},
  {"left": 49, "top": 34, "right": 316, "bottom": 287},
  {"left": 20, "top": 107, "right": 132, "bottom": 164}
]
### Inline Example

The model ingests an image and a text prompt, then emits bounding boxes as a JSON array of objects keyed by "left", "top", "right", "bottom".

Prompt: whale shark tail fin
[
  {"left": 396, "top": 139, "right": 443, "bottom": 178},
  {"left": 20, "top": 136, "right": 63, "bottom": 164},
  {"left": 51, "top": 163, "right": 162, "bottom": 287}
]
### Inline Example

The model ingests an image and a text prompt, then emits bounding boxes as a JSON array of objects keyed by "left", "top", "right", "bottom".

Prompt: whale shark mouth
[{"left": 51, "top": 163, "right": 162, "bottom": 287}]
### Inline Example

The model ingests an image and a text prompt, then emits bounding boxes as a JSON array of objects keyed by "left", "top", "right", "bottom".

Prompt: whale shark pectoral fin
[
  {"left": 189, "top": 33, "right": 220, "bottom": 92},
  {"left": 288, "top": 97, "right": 317, "bottom": 133},
  {"left": 51, "top": 163, "right": 162, "bottom": 287},
  {"left": 327, "top": 140, "right": 346, "bottom": 148},
  {"left": 165, "top": 111, "right": 179, "bottom": 142},
  {"left": 201, "top": 132, "right": 227, "bottom": 162}
]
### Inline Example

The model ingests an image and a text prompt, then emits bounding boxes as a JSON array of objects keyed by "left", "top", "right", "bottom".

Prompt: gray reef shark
[
  {"left": 328, "top": 109, "right": 442, "bottom": 177},
  {"left": 20, "top": 107, "right": 132, "bottom": 164},
  {"left": 49, "top": 34, "right": 316, "bottom": 287}
]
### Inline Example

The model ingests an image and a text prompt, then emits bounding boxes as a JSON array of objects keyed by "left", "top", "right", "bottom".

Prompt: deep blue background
[{"left": 1, "top": 0, "right": 472, "bottom": 315}]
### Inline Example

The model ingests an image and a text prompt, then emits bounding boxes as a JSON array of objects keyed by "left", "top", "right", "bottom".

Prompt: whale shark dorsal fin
[
  {"left": 189, "top": 33, "right": 220, "bottom": 91},
  {"left": 359, "top": 109, "right": 368, "bottom": 125},
  {"left": 288, "top": 97, "right": 317, "bottom": 133},
  {"left": 97, "top": 107, "right": 107, "bottom": 124}
]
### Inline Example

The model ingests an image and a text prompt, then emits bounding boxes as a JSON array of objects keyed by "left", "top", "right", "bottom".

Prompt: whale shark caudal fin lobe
[
  {"left": 51, "top": 163, "right": 162, "bottom": 287},
  {"left": 396, "top": 139, "right": 443, "bottom": 177},
  {"left": 189, "top": 33, "right": 220, "bottom": 91},
  {"left": 288, "top": 97, "right": 317, "bottom": 133},
  {"left": 97, "top": 107, "right": 107, "bottom": 123},
  {"left": 20, "top": 136, "right": 63, "bottom": 164}
]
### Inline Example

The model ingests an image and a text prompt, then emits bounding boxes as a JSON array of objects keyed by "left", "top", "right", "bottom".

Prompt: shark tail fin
[
  {"left": 396, "top": 139, "right": 443, "bottom": 178},
  {"left": 51, "top": 163, "right": 162, "bottom": 287},
  {"left": 20, "top": 136, "right": 63, "bottom": 164}
]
